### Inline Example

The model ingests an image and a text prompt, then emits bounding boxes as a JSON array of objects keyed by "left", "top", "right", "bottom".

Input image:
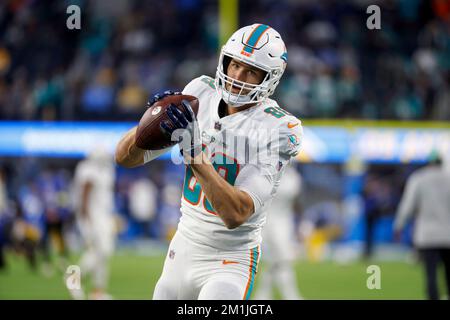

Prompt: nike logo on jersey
[
  {"left": 287, "top": 122, "right": 299, "bottom": 128},
  {"left": 222, "top": 260, "right": 239, "bottom": 265}
]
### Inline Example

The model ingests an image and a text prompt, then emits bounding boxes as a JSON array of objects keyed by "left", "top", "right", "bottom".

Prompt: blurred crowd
[{"left": 0, "top": 0, "right": 449, "bottom": 122}]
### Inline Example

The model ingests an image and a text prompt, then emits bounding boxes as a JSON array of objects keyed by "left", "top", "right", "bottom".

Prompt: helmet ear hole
[{"left": 223, "top": 55, "right": 232, "bottom": 74}]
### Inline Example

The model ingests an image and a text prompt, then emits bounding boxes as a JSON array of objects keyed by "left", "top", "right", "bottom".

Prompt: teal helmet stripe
[{"left": 243, "top": 24, "right": 270, "bottom": 53}]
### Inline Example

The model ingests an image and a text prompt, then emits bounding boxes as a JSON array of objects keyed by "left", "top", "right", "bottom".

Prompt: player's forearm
[
  {"left": 115, "top": 126, "right": 146, "bottom": 168},
  {"left": 190, "top": 154, "right": 254, "bottom": 229}
]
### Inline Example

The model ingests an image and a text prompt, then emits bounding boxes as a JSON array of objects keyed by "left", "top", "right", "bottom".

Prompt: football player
[
  {"left": 71, "top": 148, "right": 116, "bottom": 300},
  {"left": 116, "top": 23, "right": 303, "bottom": 300}
]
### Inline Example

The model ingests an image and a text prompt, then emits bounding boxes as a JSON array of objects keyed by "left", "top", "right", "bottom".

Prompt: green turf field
[{"left": 0, "top": 251, "right": 437, "bottom": 300}]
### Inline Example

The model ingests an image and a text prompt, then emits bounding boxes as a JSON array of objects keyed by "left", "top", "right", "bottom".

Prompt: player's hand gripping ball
[
  {"left": 159, "top": 98, "right": 202, "bottom": 158},
  {"left": 135, "top": 90, "right": 199, "bottom": 150}
]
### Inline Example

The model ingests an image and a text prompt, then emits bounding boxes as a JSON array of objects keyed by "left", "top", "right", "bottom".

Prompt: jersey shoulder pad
[
  {"left": 260, "top": 100, "right": 292, "bottom": 121},
  {"left": 260, "top": 100, "right": 302, "bottom": 129},
  {"left": 261, "top": 101, "right": 303, "bottom": 158},
  {"left": 182, "top": 75, "right": 216, "bottom": 97}
]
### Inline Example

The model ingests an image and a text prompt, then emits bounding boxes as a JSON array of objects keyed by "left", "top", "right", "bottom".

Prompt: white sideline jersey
[
  {"left": 73, "top": 159, "right": 115, "bottom": 228},
  {"left": 267, "top": 165, "right": 302, "bottom": 217},
  {"left": 177, "top": 75, "right": 303, "bottom": 251},
  {"left": 262, "top": 165, "right": 302, "bottom": 262}
]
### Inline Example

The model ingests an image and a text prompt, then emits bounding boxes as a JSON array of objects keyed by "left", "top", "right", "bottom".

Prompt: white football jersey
[
  {"left": 174, "top": 75, "right": 303, "bottom": 251},
  {"left": 73, "top": 158, "right": 115, "bottom": 227}
]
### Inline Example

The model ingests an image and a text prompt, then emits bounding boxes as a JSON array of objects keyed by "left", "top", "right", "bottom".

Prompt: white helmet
[{"left": 215, "top": 23, "right": 288, "bottom": 107}]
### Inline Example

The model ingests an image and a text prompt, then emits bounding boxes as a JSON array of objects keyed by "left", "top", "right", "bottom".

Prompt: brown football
[{"left": 135, "top": 94, "right": 199, "bottom": 150}]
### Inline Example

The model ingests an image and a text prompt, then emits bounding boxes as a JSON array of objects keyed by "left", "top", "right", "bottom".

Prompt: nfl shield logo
[
  {"left": 169, "top": 250, "right": 175, "bottom": 259},
  {"left": 214, "top": 122, "right": 222, "bottom": 131}
]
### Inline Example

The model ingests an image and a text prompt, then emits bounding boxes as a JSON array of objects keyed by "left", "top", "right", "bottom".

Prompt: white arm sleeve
[
  {"left": 143, "top": 147, "right": 171, "bottom": 164},
  {"left": 394, "top": 174, "right": 419, "bottom": 231},
  {"left": 234, "top": 164, "right": 278, "bottom": 212}
]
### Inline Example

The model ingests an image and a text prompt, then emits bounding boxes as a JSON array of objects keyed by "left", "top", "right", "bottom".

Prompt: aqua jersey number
[{"left": 182, "top": 153, "right": 240, "bottom": 215}]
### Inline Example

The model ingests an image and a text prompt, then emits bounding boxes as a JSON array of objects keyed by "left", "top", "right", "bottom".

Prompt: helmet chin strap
[{"left": 221, "top": 88, "right": 254, "bottom": 108}]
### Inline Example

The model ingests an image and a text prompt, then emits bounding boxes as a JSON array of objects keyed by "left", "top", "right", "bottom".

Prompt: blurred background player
[
  {"left": 128, "top": 177, "right": 158, "bottom": 238},
  {"left": 255, "top": 164, "right": 303, "bottom": 300},
  {"left": 38, "top": 168, "right": 72, "bottom": 276},
  {"left": 362, "top": 173, "right": 398, "bottom": 260},
  {"left": 394, "top": 151, "right": 450, "bottom": 300},
  {"left": 71, "top": 148, "right": 116, "bottom": 300}
]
